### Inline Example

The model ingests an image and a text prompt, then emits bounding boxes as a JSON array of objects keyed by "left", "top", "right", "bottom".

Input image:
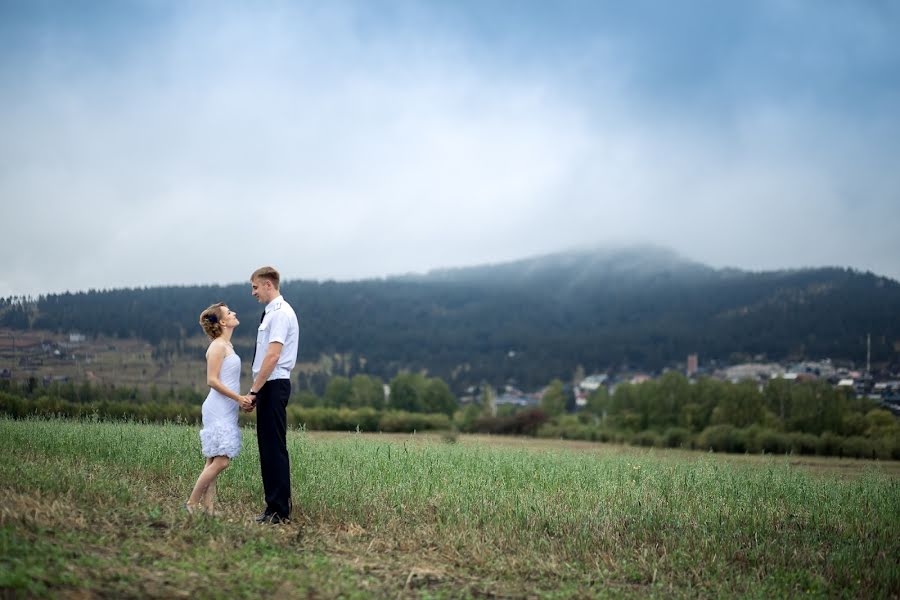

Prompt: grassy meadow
[{"left": 1, "top": 418, "right": 898, "bottom": 598}]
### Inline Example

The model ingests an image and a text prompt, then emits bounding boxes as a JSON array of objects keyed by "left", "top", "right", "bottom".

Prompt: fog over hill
[
  {"left": 415, "top": 245, "right": 715, "bottom": 285},
  {"left": 2, "top": 246, "right": 899, "bottom": 390}
]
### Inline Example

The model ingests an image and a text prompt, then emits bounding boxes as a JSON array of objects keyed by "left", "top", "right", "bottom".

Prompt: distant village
[{"left": 482, "top": 353, "right": 900, "bottom": 418}]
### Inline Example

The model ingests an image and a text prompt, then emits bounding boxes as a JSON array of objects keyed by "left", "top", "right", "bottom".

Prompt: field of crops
[{"left": 1, "top": 417, "right": 898, "bottom": 598}]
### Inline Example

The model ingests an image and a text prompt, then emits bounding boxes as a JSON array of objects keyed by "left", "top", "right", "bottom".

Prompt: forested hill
[{"left": 2, "top": 247, "right": 899, "bottom": 389}]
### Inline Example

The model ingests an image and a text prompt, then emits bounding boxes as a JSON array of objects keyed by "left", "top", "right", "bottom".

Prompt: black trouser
[{"left": 256, "top": 379, "right": 291, "bottom": 517}]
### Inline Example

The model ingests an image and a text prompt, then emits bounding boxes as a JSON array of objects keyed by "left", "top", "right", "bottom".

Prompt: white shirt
[{"left": 252, "top": 295, "right": 299, "bottom": 381}]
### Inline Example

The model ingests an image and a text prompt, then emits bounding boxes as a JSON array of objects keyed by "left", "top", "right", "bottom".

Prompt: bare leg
[
  {"left": 200, "top": 458, "right": 216, "bottom": 513},
  {"left": 187, "top": 456, "right": 230, "bottom": 512},
  {"left": 187, "top": 458, "right": 214, "bottom": 511},
  {"left": 197, "top": 457, "right": 213, "bottom": 508},
  {"left": 203, "top": 478, "right": 218, "bottom": 514}
]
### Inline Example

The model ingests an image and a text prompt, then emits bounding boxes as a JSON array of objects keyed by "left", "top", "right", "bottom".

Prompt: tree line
[
  {"left": 0, "top": 371, "right": 455, "bottom": 415},
  {"left": 525, "top": 372, "right": 899, "bottom": 459},
  {"left": 1, "top": 371, "right": 897, "bottom": 459}
]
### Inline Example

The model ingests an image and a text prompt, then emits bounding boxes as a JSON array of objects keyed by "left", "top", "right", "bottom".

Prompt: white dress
[{"left": 199, "top": 352, "right": 242, "bottom": 458}]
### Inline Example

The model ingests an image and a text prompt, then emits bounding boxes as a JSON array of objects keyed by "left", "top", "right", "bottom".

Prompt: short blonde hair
[
  {"left": 199, "top": 303, "right": 226, "bottom": 339},
  {"left": 251, "top": 266, "right": 280, "bottom": 289}
]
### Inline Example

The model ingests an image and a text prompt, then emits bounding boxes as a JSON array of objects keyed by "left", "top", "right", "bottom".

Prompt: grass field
[{"left": 1, "top": 418, "right": 898, "bottom": 598}]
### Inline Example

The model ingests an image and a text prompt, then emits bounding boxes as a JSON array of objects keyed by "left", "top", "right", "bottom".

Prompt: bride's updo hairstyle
[{"left": 199, "top": 303, "right": 227, "bottom": 339}]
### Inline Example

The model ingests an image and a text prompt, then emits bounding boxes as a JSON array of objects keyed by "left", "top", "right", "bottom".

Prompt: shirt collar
[{"left": 265, "top": 295, "right": 284, "bottom": 314}]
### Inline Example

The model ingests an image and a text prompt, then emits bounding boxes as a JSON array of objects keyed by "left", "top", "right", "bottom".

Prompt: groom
[{"left": 244, "top": 266, "right": 299, "bottom": 524}]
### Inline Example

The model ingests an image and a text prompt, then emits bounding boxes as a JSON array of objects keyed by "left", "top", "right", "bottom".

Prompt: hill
[{"left": 2, "top": 246, "right": 899, "bottom": 390}]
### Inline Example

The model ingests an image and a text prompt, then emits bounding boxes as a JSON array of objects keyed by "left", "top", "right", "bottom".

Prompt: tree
[
  {"left": 710, "top": 380, "right": 763, "bottom": 428},
  {"left": 480, "top": 384, "right": 496, "bottom": 417},
  {"left": 78, "top": 380, "right": 95, "bottom": 403},
  {"left": 654, "top": 371, "right": 691, "bottom": 428},
  {"left": 541, "top": 379, "right": 566, "bottom": 417},
  {"left": 323, "top": 376, "right": 352, "bottom": 408},
  {"left": 865, "top": 409, "right": 899, "bottom": 437},
  {"left": 389, "top": 373, "right": 427, "bottom": 412},
  {"left": 424, "top": 378, "right": 457, "bottom": 416},
  {"left": 763, "top": 378, "right": 792, "bottom": 427},
  {"left": 586, "top": 386, "right": 609, "bottom": 419},
  {"left": 689, "top": 377, "right": 726, "bottom": 431},
  {"left": 296, "top": 390, "right": 321, "bottom": 408},
  {"left": 350, "top": 374, "right": 385, "bottom": 409},
  {"left": 456, "top": 403, "right": 482, "bottom": 431}
]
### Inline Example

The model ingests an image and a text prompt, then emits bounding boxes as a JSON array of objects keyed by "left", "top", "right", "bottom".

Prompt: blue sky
[{"left": 2, "top": 0, "right": 899, "bottom": 296}]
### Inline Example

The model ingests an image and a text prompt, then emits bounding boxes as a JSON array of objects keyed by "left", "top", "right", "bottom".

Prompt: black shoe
[
  {"left": 269, "top": 513, "right": 290, "bottom": 525},
  {"left": 255, "top": 511, "right": 290, "bottom": 524}
]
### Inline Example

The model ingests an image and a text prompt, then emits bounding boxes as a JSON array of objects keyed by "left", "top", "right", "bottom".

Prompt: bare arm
[
  {"left": 206, "top": 341, "right": 244, "bottom": 404},
  {"left": 250, "top": 341, "right": 283, "bottom": 393}
]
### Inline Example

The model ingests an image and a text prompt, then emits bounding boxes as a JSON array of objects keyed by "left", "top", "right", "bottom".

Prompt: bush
[
  {"left": 472, "top": 409, "right": 549, "bottom": 436},
  {"left": 740, "top": 425, "right": 788, "bottom": 454},
  {"left": 378, "top": 411, "right": 450, "bottom": 433},
  {"left": 290, "top": 407, "right": 381, "bottom": 431},
  {"left": 511, "top": 409, "right": 550, "bottom": 435},
  {"left": 786, "top": 432, "right": 819, "bottom": 456},
  {"left": 818, "top": 431, "right": 844, "bottom": 457},
  {"left": 837, "top": 435, "right": 896, "bottom": 460},
  {"left": 631, "top": 430, "right": 663, "bottom": 448},
  {"left": 755, "top": 428, "right": 789, "bottom": 454},
  {"left": 0, "top": 394, "right": 451, "bottom": 434},
  {"left": 698, "top": 425, "right": 746, "bottom": 453},
  {"left": 534, "top": 422, "right": 593, "bottom": 441},
  {"left": 888, "top": 435, "right": 900, "bottom": 461},
  {"left": 840, "top": 436, "right": 875, "bottom": 459},
  {"left": 0, "top": 392, "right": 31, "bottom": 418},
  {"left": 662, "top": 427, "right": 691, "bottom": 448}
]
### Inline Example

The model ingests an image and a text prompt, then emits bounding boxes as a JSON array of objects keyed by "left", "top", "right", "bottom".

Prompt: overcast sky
[{"left": 2, "top": 0, "right": 899, "bottom": 297}]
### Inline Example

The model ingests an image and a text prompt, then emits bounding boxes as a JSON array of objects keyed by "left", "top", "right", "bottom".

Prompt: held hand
[{"left": 238, "top": 395, "right": 254, "bottom": 411}]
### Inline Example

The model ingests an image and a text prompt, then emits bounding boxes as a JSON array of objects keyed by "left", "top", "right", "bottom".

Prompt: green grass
[{"left": 1, "top": 417, "right": 898, "bottom": 598}]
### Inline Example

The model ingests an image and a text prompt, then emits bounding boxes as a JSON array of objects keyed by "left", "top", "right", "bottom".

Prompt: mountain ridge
[{"left": 2, "top": 245, "right": 898, "bottom": 390}]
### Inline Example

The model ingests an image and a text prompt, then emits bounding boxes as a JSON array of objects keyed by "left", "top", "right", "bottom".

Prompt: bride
[{"left": 185, "top": 303, "right": 252, "bottom": 514}]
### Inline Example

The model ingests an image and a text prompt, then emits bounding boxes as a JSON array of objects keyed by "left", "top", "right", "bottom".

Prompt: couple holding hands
[{"left": 185, "top": 266, "right": 299, "bottom": 524}]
